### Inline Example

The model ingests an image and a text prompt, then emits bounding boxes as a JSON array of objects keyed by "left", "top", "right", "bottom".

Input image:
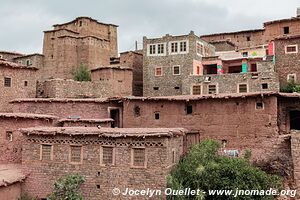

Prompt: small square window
[
  {"left": 238, "top": 84, "right": 248, "bottom": 93},
  {"left": 262, "top": 83, "right": 268, "bottom": 89},
  {"left": 155, "top": 112, "right": 160, "bottom": 120},
  {"left": 246, "top": 36, "right": 251, "bottom": 41},
  {"left": 173, "top": 66, "right": 180, "bottom": 75},
  {"left": 41, "top": 144, "right": 52, "bottom": 160},
  {"left": 186, "top": 105, "right": 193, "bottom": 115},
  {"left": 283, "top": 26, "right": 290, "bottom": 34},
  {"left": 242, "top": 52, "right": 248, "bottom": 57},
  {"left": 70, "top": 146, "right": 82, "bottom": 163},
  {"left": 256, "top": 102, "right": 264, "bottom": 110},
  {"left": 24, "top": 81, "right": 28, "bottom": 87},
  {"left": 153, "top": 87, "right": 159, "bottom": 91},
  {"left": 192, "top": 85, "right": 201, "bottom": 95},
  {"left": 0, "top": 55, "right": 3, "bottom": 59},
  {"left": 4, "top": 77, "right": 11, "bottom": 87},
  {"left": 155, "top": 67, "right": 162, "bottom": 76},
  {"left": 287, "top": 74, "right": 296, "bottom": 82},
  {"left": 285, "top": 45, "right": 298, "bottom": 54},
  {"left": 132, "top": 148, "right": 146, "bottom": 167}
]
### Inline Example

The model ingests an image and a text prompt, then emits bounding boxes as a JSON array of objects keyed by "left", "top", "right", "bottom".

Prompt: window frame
[
  {"left": 4, "top": 77, "right": 11, "bottom": 87},
  {"left": 285, "top": 45, "right": 298, "bottom": 54},
  {"left": 169, "top": 40, "right": 189, "bottom": 54},
  {"left": 173, "top": 65, "right": 181, "bottom": 75},
  {"left": 131, "top": 147, "right": 147, "bottom": 168},
  {"left": 255, "top": 101, "right": 264, "bottom": 110},
  {"left": 192, "top": 85, "right": 202, "bottom": 95},
  {"left": 69, "top": 145, "right": 83, "bottom": 164},
  {"left": 196, "top": 41, "right": 204, "bottom": 56},
  {"left": 238, "top": 83, "right": 248, "bottom": 93},
  {"left": 208, "top": 84, "right": 218, "bottom": 94},
  {"left": 287, "top": 74, "right": 297, "bottom": 82},
  {"left": 100, "top": 146, "right": 115, "bottom": 166},
  {"left": 155, "top": 67, "right": 163, "bottom": 76},
  {"left": 40, "top": 144, "right": 53, "bottom": 161}
]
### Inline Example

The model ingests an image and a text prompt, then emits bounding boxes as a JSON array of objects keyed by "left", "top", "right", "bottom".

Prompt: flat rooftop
[{"left": 20, "top": 127, "right": 187, "bottom": 138}]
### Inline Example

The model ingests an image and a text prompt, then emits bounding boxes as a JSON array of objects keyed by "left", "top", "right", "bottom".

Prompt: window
[
  {"left": 4, "top": 77, "right": 11, "bottom": 87},
  {"left": 246, "top": 36, "right": 251, "bottom": 41},
  {"left": 134, "top": 106, "right": 141, "bottom": 117},
  {"left": 208, "top": 85, "right": 217, "bottom": 94},
  {"left": 285, "top": 45, "right": 298, "bottom": 54},
  {"left": 186, "top": 105, "right": 193, "bottom": 115},
  {"left": 196, "top": 42, "right": 204, "bottom": 55},
  {"left": 132, "top": 148, "right": 146, "bottom": 167},
  {"left": 26, "top": 59, "right": 32, "bottom": 66},
  {"left": 157, "top": 44, "right": 164, "bottom": 54},
  {"left": 238, "top": 84, "right": 248, "bottom": 93},
  {"left": 287, "top": 74, "right": 296, "bottom": 82},
  {"left": 221, "top": 140, "right": 227, "bottom": 148},
  {"left": 79, "top": 21, "right": 82, "bottom": 27},
  {"left": 242, "top": 52, "right": 248, "bottom": 57},
  {"left": 171, "top": 42, "right": 178, "bottom": 53},
  {"left": 0, "top": 55, "right": 3, "bottom": 59},
  {"left": 155, "top": 67, "right": 162, "bottom": 76},
  {"left": 256, "top": 101, "right": 264, "bottom": 110},
  {"left": 70, "top": 146, "right": 82, "bottom": 163},
  {"left": 6, "top": 131, "right": 12, "bottom": 141},
  {"left": 196, "top": 66, "right": 201, "bottom": 75},
  {"left": 149, "top": 44, "right": 156, "bottom": 55},
  {"left": 172, "top": 149, "right": 176, "bottom": 164},
  {"left": 192, "top": 85, "right": 201, "bottom": 95},
  {"left": 24, "top": 81, "right": 28, "bottom": 87},
  {"left": 180, "top": 41, "right": 187, "bottom": 52},
  {"left": 41, "top": 144, "right": 52, "bottom": 160},
  {"left": 283, "top": 26, "right": 290, "bottom": 34},
  {"left": 262, "top": 83, "right": 268, "bottom": 89},
  {"left": 153, "top": 87, "right": 159, "bottom": 90},
  {"left": 173, "top": 66, "right": 180, "bottom": 75},
  {"left": 155, "top": 112, "right": 160, "bottom": 120},
  {"left": 101, "top": 146, "right": 114, "bottom": 165},
  {"left": 174, "top": 86, "right": 180, "bottom": 90}
]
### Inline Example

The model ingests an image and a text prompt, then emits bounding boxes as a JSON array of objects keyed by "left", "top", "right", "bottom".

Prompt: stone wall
[
  {"left": 37, "top": 78, "right": 132, "bottom": 98},
  {"left": 143, "top": 32, "right": 215, "bottom": 97},
  {"left": 182, "top": 72, "right": 279, "bottom": 95},
  {"left": 21, "top": 131, "right": 183, "bottom": 199},
  {"left": 291, "top": 130, "right": 300, "bottom": 189},
  {"left": 0, "top": 182, "right": 21, "bottom": 200}
]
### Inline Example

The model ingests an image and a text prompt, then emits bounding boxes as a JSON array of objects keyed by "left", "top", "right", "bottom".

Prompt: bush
[
  {"left": 167, "top": 140, "right": 282, "bottom": 200},
  {"left": 47, "top": 174, "right": 85, "bottom": 200},
  {"left": 72, "top": 64, "right": 91, "bottom": 82},
  {"left": 18, "top": 193, "right": 38, "bottom": 200},
  {"left": 280, "top": 81, "right": 300, "bottom": 93}
]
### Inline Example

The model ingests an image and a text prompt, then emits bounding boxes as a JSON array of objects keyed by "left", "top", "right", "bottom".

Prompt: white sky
[{"left": 0, "top": 0, "right": 299, "bottom": 54}]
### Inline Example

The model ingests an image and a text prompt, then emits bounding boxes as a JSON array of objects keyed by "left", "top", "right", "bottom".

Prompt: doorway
[
  {"left": 290, "top": 110, "right": 300, "bottom": 130},
  {"left": 109, "top": 108, "right": 122, "bottom": 128}
]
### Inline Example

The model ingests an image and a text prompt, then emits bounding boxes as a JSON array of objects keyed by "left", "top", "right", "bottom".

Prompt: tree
[
  {"left": 72, "top": 64, "right": 91, "bottom": 82},
  {"left": 47, "top": 174, "right": 85, "bottom": 200},
  {"left": 167, "top": 140, "right": 282, "bottom": 200},
  {"left": 280, "top": 81, "right": 300, "bottom": 93}
]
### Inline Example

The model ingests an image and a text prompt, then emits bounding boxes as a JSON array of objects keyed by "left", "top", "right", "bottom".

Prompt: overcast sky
[{"left": 1, "top": 0, "right": 300, "bottom": 54}]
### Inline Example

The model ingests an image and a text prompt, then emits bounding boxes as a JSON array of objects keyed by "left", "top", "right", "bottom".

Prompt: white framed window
[
  {"left": 147, "top": 43, "right": 166, "bottom": 56},
  {"left": 196, "top": 41, "right": 204, "bottom": 56},
  {"left": 287, "top": 74, "right": 296, "bottom": 82},
  {"left": 255, "top": 101, "right": 264, "bottom": 110},
  {"left": 149, "top": 44, "right": 156, "bottom": 55},
  {"left": 169, "top": 40, "right": 189, "bottom": 54},
  {"left": 285, "top": 45, "right": 298, "bottom": 54},
  {"left": 155, "top": 67, "right": 163, "bottom": 76},
  {"left": 157, "top": 43, "right": 165, "bottom": 54},
  {"left": 173, "top": 65, "right": 180, "bottom": 75}
]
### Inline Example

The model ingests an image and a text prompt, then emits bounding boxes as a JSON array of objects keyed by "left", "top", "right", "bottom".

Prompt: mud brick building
[
  {"left": 0, "top": 51, "right": 24, "bottom": 62},
  {"left": 143, "top": 31, "right": 215, "bottom": 96},
  {"left": 0, "top": 113, "right": 57, "bottom": 164},
  {"left": 274, "top": 35, "right": 300, "bottom": 86},
  {"left": 0, "top": 60, "right": 38, "bottom": 111},
  {"left": 42, "top": 17, "right": 118, "bottom": 79},
  {"left": 20, "top": 127, "right": 187, "bottom": 200}
]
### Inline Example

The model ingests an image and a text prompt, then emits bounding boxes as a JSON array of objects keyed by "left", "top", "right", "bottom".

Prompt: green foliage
[
  {"left": 72, "top": 64, "right": 91, "bottom": 82},
  {"left": 18, "top": 193, "right": 38, "bottom": 200},
  {"left": 243, "top": 149, "right": 252, "bottom": 161},
  {"left": 167, "top": 140, "right": 282, "bottom": 200},
  {"left": 47, "top": 174, "right": 85, "bottom": 200},
  {"left": 280, "top": 81, "right": 300, "bottom": 93}
]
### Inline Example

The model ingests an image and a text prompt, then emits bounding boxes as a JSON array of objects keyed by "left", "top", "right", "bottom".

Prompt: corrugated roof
[{"left": 20, "top": 127, "right": 187, "bottom": 137}]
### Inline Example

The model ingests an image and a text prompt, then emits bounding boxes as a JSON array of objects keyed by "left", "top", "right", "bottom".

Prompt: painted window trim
[
  {"left": 147, "top": 43, "right": 167, "bottom": 56},
  {"left": 285, "top": 45, "right": 298, "bottom": 54},
  {"left": 168, "top": 40, "right": 189, "bottom": 55},
  {"left": 173, "top": 65, "right": 181, "bottom": 75},
  {"left": 155, "top": 67, "right": 163, "bottom": 76}
]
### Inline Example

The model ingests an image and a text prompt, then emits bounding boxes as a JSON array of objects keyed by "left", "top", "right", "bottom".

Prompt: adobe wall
[
  {"left": 264, "top": 19, "right": 300, "bottom": 42},
  {"left": 0, "top": 182, "right": 21, "bottom": 200},
  {"left": 11, "top": 100, "right": 122, "bottom": 119},
  {"left": 0, "top": 118, "right": 53, "bottom": 164},
  {"left": 37, "top": 78, "right": 132, "bottom": 98},
  {"left": 21, "top": 134, "right": 183, "bottom": 199},
  {"left": 0, "top": 67, "right": 37, "bottom": 112},
  {"left": 274, "top": 36, "right": 300, "bottom": 86},
  {"left": 123, "top": 96, "right": 290, "bottom": 162},
  {"left": 291, "top": 130, "right": 300, "bottom": 190}
]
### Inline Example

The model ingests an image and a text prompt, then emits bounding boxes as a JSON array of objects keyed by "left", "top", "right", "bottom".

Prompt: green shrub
[
  {"left": 72, "top": 64, "right": 91, "bottom": 82},
  {"left": 167, "top": 140, "right": 282, "bottom": 200},
  {"left": 281, "top": 81, "right": 300, "bottom": 93}
]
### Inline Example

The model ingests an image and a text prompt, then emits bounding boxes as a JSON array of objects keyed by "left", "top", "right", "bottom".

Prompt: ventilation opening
[
  {"left": 186, "top": 105, "right": 193, "bottom": 115},
  {"left": 290, "top": 110, "right": 300, "bottom": 130},
  {"left": 155, "top": 112, "right": 160, "bottom": 120}
]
